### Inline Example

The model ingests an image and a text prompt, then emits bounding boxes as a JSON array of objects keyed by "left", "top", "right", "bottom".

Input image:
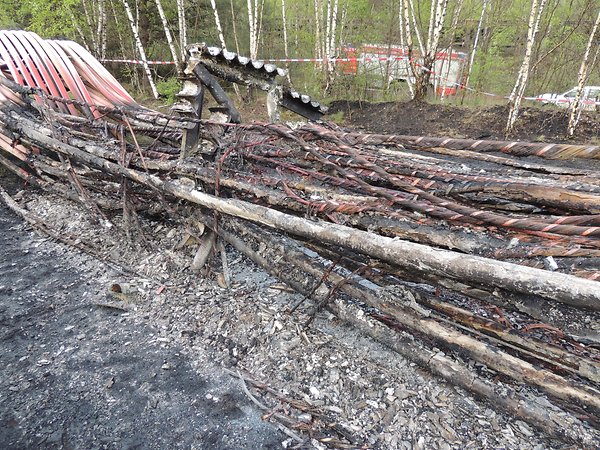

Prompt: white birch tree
[
  {"left": 413, "top": 0, "right": 449, "bottom": 100},
  {"left": 281, "top": 0, "right": 292, "bottom": 83},
  {"left": 120, "top": 0, "right": 159, "bottom": 99},
  {"left": 324, "top": 0, "right": 339, "bottom": 88},
  {"left": 313, "top": 0, "right": 323, "bottom": 62},
  {"left": 464, "top": 0, "right": 490, "bottom": 90},
  {"left": 408, "top": 0, "right": 425, "bottom": 55},
  {"left": 210, "top": 0, "right": 227, "bottom": 50},
  {"left": 230, "top": 0, "right": 242, "bottom": 54},
  {"left": 440, "top": 0, "right": 464, "bottom": 100},
  {"left": 401, "top": 0, "right": 418, "bottom": 91},
  {"left": 82, "top": 0, "right": 98, "bottom": 54},
  {"left": 506, "top": 0, "right": 548, "bottom": 134},
  {"left": 247, "top": 0, "right": 263, "bottom": 59},
  {"left": 96, "top": 0, "right": 108, "bottom": 59},
  {"left": 69, "top": 10, "right": 91, "bottom": 52},
  {"left": 176, "top": 0, "right": 187, "bottom": 59},
  {"left": 567, "top": 8, "right": 600, "bottom": 136},
  {"left": 154, "top": 0, "right": 181, "bottom": 68},
  {"left": 398, "top": 0, "right": 415, "bottom": 96}
]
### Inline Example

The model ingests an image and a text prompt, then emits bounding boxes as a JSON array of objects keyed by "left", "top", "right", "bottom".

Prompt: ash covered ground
[
  {"left": 2, "top": 167, "right": 596, "bottom": 449},
  {"left": 0, "top": 181, "right": 286, "bottom": 449}
]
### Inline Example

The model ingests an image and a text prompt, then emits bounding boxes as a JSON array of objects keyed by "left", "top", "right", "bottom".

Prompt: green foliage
[
  {"left": 13, "top": 0, "right": 78, "bottom": 38},
  {"left": 1, "top": 0, "right": 596, "bottom": 104},
  {"left": 156, "top": 76, "right": 181, "bottom": 104}
]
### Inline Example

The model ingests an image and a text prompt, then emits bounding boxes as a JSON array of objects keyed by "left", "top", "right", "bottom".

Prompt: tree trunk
[
  {"left": 413, "top": 0, "right": 449, "bottom": 101},
  {"left": 96, "top": 0, "right": 108, "bottom": 60},
  {"left": 440, "top": 0, "right": 463, "bottom": 101},
  {"left": 82, "top": 0, "right": 98, "bottom": 55},
  {"left": 506, "top": 0, "right": 547, "bottom": 134},
  {"left": 281, "top": 0, "right": 292, "bottom": 83},
  {"left": 120, "top": 0, "right": 159, "bottom": 99},
  {"left": 69, "top": 10, "right": 91, "bottom": 52},
  {"left": 401, "top": 0, "right": 419, "bottom": 96},
  {"left": 154, "top": 0, "right": 181, "bottom": 69},
  {"left": 210, "top": 0, "right": 227, "bottom": 50},
  {"left": 408, "top": 0, "right": 425, "bottom": 55},
  {"left": 313, "top": 0, "right": 323, "bottom": 63},
  {"left": 247, "top": 0, "right": 257, "bottom": 59},
  {"left": 176, "top": 0, "right": 187, "bottom": 59},
  {"left": 229, "top": 0, "right": 241, "bottom": 54},
  {"left": 567, "top": 8, "right": 600, "bottom": 136},
  {"left": 464, "top": 0, "right": 490, "bottom": 91}
]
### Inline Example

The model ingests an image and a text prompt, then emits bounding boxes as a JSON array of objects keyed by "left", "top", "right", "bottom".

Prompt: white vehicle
[{"left": 538, "top": 86, "right": 600, "bottom": 111}]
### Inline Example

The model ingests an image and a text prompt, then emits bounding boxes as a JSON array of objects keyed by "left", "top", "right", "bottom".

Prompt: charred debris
[{"left": 0, "top": 30, "right": 599, "bottom": 448}]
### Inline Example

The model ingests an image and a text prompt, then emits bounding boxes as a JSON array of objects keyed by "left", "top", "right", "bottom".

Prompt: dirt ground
[
  {"left": 328, "top": 100, "right": 599, "bottom": 143},
  {"left": 0, "top": 196, "right": 287, "bottom": 449}
]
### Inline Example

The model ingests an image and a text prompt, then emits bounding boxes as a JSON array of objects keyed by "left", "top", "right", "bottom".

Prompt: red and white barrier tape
[
  {"left": 101, "top": 56, "right": 406, "bottom": 64},
  {"left": 101, "top": 59, "right": 176, "bottom": 65},
  {"left": 100, "top": 57, "right": 599, "bottom": 106}
]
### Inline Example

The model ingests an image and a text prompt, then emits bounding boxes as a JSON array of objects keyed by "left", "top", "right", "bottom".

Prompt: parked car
[{"left": 538, "top": 86, "right": 600, "bottom": 111}]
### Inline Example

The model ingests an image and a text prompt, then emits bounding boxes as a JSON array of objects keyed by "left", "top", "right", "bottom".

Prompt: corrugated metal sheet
[
  {"left": 194, "top": 44, "right": 328, "bottom": 117},
  {"left": 200, "top": 45, "right": 289, "bottom": 78}
]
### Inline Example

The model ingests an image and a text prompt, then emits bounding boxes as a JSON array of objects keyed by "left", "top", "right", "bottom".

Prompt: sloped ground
[{"left": 329, "top": 100, "right": 599, "bottom": 143}]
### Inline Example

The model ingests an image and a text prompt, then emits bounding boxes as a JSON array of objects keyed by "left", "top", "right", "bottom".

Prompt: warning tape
[
  {"left": 100, "top": 56, "right": 407, "bottom": 64},
  {"left": 101, "top": 59, "right": 176, "bottom": 65},
  {"left": 100, "top": 56, "right": 599, "bottom": 106}
]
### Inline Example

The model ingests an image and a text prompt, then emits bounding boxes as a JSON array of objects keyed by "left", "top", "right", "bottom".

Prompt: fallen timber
[{"left": 1, "top": 31, "right": 600, "bottom": 446}]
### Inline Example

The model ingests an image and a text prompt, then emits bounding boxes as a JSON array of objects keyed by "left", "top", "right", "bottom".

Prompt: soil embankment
[{"left": 329, "top": 100, "right": 599, "bottom": 143}]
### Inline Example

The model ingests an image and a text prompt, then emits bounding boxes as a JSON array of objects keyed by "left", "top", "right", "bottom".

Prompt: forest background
[{"left": 0, "top": 0, "right": 598, "bottom": 133}]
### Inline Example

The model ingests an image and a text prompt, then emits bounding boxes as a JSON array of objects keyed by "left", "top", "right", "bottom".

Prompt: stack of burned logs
[{"left": 1, "top": 31, "right": 599, "bottom": 447}]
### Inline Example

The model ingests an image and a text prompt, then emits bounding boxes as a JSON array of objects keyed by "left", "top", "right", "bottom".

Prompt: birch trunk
[
  {"left": 338, "top": 0, "right": 349, "bottom": 50},
  {"left": 401, "top": 0, "right": 419, "bottom": 94},
  {"left": 464, "top": 0, "right": 490, "bottom": 90},
  {"left": 324, "top": 0, "right": 332, "bottom": 62},
  {"left": 230, "top": 0, "right": 241, "bottom": 54},
  {"left": 210, "top": 0, "right": 227, "bottom": 50},
  {"left": 108, "top": 0, "right": 141, "bottom": 90},
  {"left": 506, "top": 0, "right": 547, "bottom": 134},
  {"left": 154, "top": 0, "right": 181, "bottom": 69},
  {"left": 324, "top": 0, "right": 339, "bottom": 90},
  {"left": 120, "top": 0, "right": 159, "bottom": 99},
  {"left": 398, "top": 0, "right": 414, "bottom": 96},
  {"left": 176, "top": 0, "right": 188, "bottom": 59},
  {"left": 329, "top": 0, "right": 340, "bottom": 63},
  {"left": 82, "top": 0, "right": 98, "bottom": 54},
  {"left": 414, "top": 0, "right": 449, "bottom": 101},
  {"left": 281, "top": 0, "right": 292, "bottom": 83},
  {"left": 69, "top": 10, "right": 91, "bottom": 52},
  {"left": 247, "top": 0, "right": 257, "bottom": 59},
  {"left": 256, "top": 0, "right": 266, "bottom": 53},
  {"left": 314, "top": 0, "right": 323, "bottom": 63},
  {"left": 408, "top": 0, "right": 425, "bottom": 55},
  {"left": 567, "top": 8, "right": 600, "bottom": 136},
  {"left": 96, "top": 0, "right": 108, "bottom": 59}
]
